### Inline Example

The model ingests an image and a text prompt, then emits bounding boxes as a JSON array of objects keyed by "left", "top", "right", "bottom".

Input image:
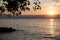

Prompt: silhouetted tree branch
[{"left": 2, "top": 0, "right": 41, "bottom": 16}]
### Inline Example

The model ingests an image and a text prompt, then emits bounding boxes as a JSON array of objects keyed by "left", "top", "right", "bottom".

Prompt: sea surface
[{"left": 0, "top": 19, "right": 60, "bottom": 40}]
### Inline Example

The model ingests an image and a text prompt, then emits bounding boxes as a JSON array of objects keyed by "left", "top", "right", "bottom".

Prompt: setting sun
[
  {"left": 48, "top": 10, "right": 56, "bottom": 15},
  {"left": 44, "top": 5, "right": 58, "bottom": 16}
]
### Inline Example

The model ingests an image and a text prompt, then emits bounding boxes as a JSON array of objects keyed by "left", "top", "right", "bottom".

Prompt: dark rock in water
[{"left": 0, "top": 27, "right": 16, "bottom": 33}]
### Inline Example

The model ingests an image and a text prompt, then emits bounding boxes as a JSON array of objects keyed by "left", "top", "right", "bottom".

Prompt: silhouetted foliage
[
  {"left": 8, "top": 1, "right": 18, "bottom": 12},
  {"left": 0, "top": 6, "right": 5, "bottom": 16},
  {"left": 0, "top": 6, "right": 5, "bottom": 13},
  {"left": 19, "top": 12, "right": 21, "bottom": 15},
  {"left": 3, "top": 0, "right": 30, "bottom": 11},
  {"left": 33, "top": 0, "right": 41, "bottom": 11},
  {"left": 3, "top": 0, "right": 41, "bottom": 15}
]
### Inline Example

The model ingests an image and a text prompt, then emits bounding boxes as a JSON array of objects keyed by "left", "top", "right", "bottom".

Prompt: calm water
[{"left": 0, "top": 19, "right": 60, "bottom": 40}]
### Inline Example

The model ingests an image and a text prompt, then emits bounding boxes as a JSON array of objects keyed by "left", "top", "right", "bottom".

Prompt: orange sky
[
  {"left": 22, "top": 3, "right": 60, "bottom": 15},
  {"left": 22, "top": 0, "right": 60, "bottom": 15},
  {"left": 0, "top": 0, "right": 60, "bottom": 15}
]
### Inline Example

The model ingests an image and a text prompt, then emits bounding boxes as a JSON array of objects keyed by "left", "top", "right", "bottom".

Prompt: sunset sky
[
  {"left": 0, "top": 0, "right": 60, "bottom": 15},
  {"left": 22, "top": 0, "right": 60, "bottom": 15}
]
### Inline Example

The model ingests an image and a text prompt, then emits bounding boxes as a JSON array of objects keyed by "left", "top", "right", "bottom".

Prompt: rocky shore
[{"left": 0, "top": 27, "right": 16, "bottom": 33}]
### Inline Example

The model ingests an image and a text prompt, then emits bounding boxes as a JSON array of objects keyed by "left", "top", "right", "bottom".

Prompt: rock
[{"left": 0, "top": 27, "right": 16, "bottom": 33}]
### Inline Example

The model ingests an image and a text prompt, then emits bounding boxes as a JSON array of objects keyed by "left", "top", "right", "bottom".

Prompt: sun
[
  {"left": 48, "top": 10, "right": 56, "bottom": 15},
  {"left": 44, "top": 5, "right": 57, "bottom": 16}
]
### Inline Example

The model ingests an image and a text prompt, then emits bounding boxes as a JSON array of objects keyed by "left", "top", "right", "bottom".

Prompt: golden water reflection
[{"left": 49, "top": 19, "right": 55, "bottom": 36}]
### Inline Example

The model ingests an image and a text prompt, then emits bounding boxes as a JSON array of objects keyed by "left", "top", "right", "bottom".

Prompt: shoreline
[{"left": 0, "top": 15, "right": 60, "bottom": 19}]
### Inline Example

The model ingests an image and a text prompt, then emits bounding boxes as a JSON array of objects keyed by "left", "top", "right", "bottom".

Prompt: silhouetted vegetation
[
  {"left": 0, "top": 6, "right": 5, "bottom": 16},
  {"left": 33, "top": 0, "right": 41, "bottom": 10},
  {"left": 0, "top": 0, "right": 41, "bottom": 16}
]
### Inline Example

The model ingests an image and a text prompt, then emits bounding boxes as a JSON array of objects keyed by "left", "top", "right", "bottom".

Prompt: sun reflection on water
[{"left": 49, "top": 19, "right": 55, "bottom": 36}]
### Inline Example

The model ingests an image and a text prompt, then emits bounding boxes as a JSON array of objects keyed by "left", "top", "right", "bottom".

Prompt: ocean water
[{"left": 0, "top": 19, "right": 60, "bottom": 40}]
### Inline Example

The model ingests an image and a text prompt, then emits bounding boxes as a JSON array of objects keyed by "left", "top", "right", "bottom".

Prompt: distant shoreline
[{"left": 0, "top": 15, "right": 60, "bottom": 19}]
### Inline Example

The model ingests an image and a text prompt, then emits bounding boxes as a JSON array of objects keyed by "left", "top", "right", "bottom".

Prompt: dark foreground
[
  {"left": 0, "top": 27, "right": 60, "bottom": 40},
  {"left": 0, "top": 27, "right": 16, "bottom": 33}
]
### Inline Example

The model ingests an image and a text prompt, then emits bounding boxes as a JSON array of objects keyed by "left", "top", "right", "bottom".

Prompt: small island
[{"left": 0, "top": 27, "right": 16, "bottom": 33}]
